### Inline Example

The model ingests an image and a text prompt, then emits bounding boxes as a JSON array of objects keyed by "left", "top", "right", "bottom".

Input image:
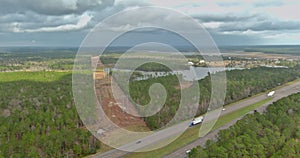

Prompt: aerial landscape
[{"left": 1, "top": 0, "right": 300, "bottom": 158}]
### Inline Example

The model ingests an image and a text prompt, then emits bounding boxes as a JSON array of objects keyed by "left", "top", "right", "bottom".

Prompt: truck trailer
[
  {"left": 189, "top": 116, "right": 204, "bottom": 126},
  {"left": 267, "top": 91, "right": 275, "bottom": 97}
]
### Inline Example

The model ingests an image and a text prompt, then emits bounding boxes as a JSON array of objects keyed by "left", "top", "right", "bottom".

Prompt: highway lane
[
  {"left": 92, "top": 80, "right": 300, "bottom": 158},
  {"left": 92, "top": 119, "right": 191, "bottom": 158},
  {"left": 165, "top": 80, "right": 300, "bottom": 158}
]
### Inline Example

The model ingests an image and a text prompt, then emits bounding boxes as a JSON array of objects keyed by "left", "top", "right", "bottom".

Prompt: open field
[{"left": 0, "top": 71, "right": 71, "bottom": 82}]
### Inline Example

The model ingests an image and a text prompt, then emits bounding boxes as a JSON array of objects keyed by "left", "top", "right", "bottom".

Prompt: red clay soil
[
  {"left": 93, "top": 56, "right": 148, "bottom": 131},
  {"left": 95, "top": 76, "right": 148, "bottom": 129},
  {"left": 93, "top": 56, "right": 148, "bottom": 130}
]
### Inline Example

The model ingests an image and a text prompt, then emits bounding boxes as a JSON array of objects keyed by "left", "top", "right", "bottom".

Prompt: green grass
[
  {"left": 0, "top": 65, "right": 11, "bottom": 69},
  {"left": 212, "top": 97, "right": 272, "bottom": 130},
  {"left": 0, "top": 71, "right": 71, "bottom": 82},
  {"left": 125, "top": 97, "right": 273, "bottom": 158}
]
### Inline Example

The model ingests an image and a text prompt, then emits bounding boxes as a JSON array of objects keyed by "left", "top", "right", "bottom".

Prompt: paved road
[
  {"left": 92, "top": 80, "right": 300, "bottom": 158},
  {"left": 165, "top": 81, "right": 300, "bottom": 158},
  {"left": 92, "top": 119, "right": 191, "bottom": 158}
]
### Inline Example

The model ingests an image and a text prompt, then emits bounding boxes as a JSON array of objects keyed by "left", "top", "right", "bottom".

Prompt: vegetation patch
[
  {"left": 189, "top": 93, "right": 300, "bottom": 157},
  {"left": 0, "top": 71, "right": 103, "bottom": 157},
  {"left": 128, "top": 66, "right": 300, "bottom": 130}
]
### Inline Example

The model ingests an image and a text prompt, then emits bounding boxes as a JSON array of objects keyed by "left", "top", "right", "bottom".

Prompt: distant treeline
[
  {"left": 244, "top": 45, "right": 300, "bottom": 55},
  {"left": 101, "top": 56, "right": 174, "bottom": 72},
  {"left": 0, "top": 51, "right": 76, "bottom": 71}
]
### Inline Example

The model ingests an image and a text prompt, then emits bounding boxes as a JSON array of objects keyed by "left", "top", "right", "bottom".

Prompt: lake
[{"left": 131, "top": 66, "right": 244, "bottom": 81}]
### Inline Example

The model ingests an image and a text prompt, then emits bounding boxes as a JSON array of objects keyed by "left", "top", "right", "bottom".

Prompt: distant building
[
  {"left": 188, "top": 62, "right": 194, "bottom": 66},
  {"left": 199, "top": 60, "right": 205, "bottom": 64},
  {"left": 275, "top": 60, "right": 280, "bottom": 64}
]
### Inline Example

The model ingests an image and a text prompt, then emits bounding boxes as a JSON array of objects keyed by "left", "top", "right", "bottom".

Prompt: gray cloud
[
  {"left": 0, "top": 0, "right": 299, "bottom": 46},
  {"left": 195, "top": 13, "right": 300, "bottom": 33},
  {"left": 209, "top": 31, "right": 265, "bottom": 46},
  {"left": 218, "top": 19, "right": 300, "bottom": 32},
  {"left": 196, "top": 14, "right": 258, "bottom": 23},
  {"left": 0, "top": 0, "right": 114, "bottom": 15},
  {"left": 0, "top": 0, "right": 118, "bottom": 33},
  {"left": 16, "top": 14, "right": 92, "bottom": 33},
  {"left": 0, "top": 13, "right": 91, "bottom": 33}
]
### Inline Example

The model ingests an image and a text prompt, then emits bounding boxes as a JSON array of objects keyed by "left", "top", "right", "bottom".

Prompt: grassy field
[
  {"left": 0, "top": 71, "right": 71, "bottom": 82},
  {"left": 125, "top": 97, "right": 272, "bottom": 158},
  {"left": 212, "top": 98, "right": 272, "bottom": 130}
]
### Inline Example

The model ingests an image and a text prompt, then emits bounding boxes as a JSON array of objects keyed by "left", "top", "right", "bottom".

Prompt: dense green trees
[
  {"left": 224, "top": 67, "right": 299, "bottom": 104},
  {"left": 128, "top": 66, "right": 300, "bottom": 130},
  {"left": 189, "top": 93, "right": 300, "bottom": 158},
  {"left": 0, "top": 72, "right": 100, "bottom": 157},
  {"left": 129, "top": 75, "right": 181, "bottom": 128}
]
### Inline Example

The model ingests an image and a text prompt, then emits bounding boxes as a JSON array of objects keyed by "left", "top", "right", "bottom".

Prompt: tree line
[
  {"left": 128, "top": 66, "right": 300, "bottom": 130},
  {"left": 0, "top": 72, "right": 101, "bottom": 157},
  {"left": 189, "top": 92, "right": 300, "bottom": 157}
]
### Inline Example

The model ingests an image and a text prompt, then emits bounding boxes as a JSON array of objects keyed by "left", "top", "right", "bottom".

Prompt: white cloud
[
  {"left": 261, "top": 32, "right": 300, "bottom": 44},
  {"left": 1, "top": 0, "right": 300, "bottom": 46},
  {"left": 13, "top": 14, "right": 92, "bottom": 33},
  {"left": 0, "top": 0, "right": 114, "bottom": 15},
  {"left": 202, "top": 22, "right": 223, "bottom": 29},
  {"left": 221, "top": 29, "right": 270, "bottom": 37},
  {"left": 264, "top": 32, "right": 300, "bottom": 39}
]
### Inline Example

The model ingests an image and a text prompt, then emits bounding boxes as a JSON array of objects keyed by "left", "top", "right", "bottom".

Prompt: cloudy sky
[{"left": 1, "top": 0, "right": 300, "bottom": 47}]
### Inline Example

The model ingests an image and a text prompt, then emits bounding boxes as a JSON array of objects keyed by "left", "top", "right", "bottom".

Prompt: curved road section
[
  {"left": 165, "top": 80, "right": 300, "bottom": 158},
  {"left": 92, "top": 80, "right": 300, "bottom": 158}
]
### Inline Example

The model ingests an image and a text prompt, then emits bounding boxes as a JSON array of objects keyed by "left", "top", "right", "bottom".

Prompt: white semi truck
[
  {"left": 267, "top": 91, "right": 275, "bottom": 97},
  {"left": 189, "top": 116, "right": 204, "bottom": 127}
]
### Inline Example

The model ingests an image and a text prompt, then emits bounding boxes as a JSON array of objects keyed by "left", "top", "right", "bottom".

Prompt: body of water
[{"left": 129, "top": 66, "right": 244, "bottom": 81}]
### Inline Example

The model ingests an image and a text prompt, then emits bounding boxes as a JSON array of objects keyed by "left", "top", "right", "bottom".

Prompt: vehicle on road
[
  {"left": 267, "top": 91, "right": 275, "bottom": 97},
  {"left": 189, "top": 116, "right": 204, "bottom": 127},
  {"left": 185, "top": 149, "right": 191, "bottom": 154}
]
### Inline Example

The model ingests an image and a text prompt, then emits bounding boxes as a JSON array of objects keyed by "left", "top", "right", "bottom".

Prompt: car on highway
[{"left": 185, "top": 149, "right": 191, "bottom": 154}]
